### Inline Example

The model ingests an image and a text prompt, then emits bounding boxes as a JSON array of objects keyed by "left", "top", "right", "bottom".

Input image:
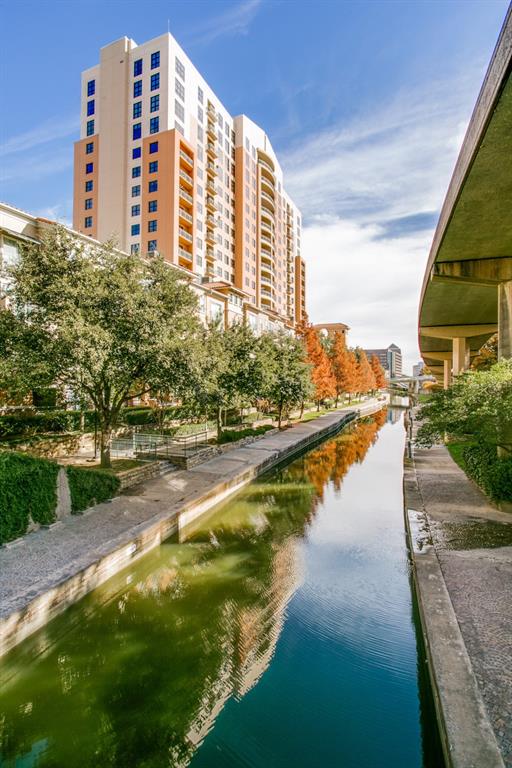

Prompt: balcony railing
[
  {"left": 261, "top": 190, "right": 275, "bottom": 205},
  {"left": 260, "top": 233, "right": 273, "bottom": 246},
  {"left": 178, "top": 246, "right": 192, "bottom": 261},
  {"left": 180, "top": 149, "right": 193, "bottom": 166},
  {"left": 206, "top": 142, "right": 217, "bottom": 158},
  {"left": 179, "top": 169, "right": 194, "bottom": 186},
  {"left": 206, "top": 196, "right": 216, "bottom": 211},
  {"left": 179, "top": 207, "right": 193, "bottom": 224},
  {"left": 179, "top": 227, "right": 193, "bottom": 243},
  {"left": 258, "top": 158, "right": 274, "bottom": 174},
  {"left": 179, "top": 187, "right": 194, "bottom": 204}
]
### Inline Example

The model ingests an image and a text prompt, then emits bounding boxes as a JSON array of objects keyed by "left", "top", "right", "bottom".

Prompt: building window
[
  {"left": 132, "top": 147, "right": 141, "bottom": 159},
  {"left": 132, "top": 184, "right": 140, "bottom": 197},
  {"left": 132, "top": 166, "right": 141, "bottom": 178},
  {"left": 150, "top": 95, "right": 159, "bottom": 113},
  {"left": 149, "top": 180, "right": 158, "bottom": 192},
  {"left": 175, "top": 121, "right": 184, "bottom": 136},
  {"left": 149, "top": 141, "right": 158, "bottom": 154},
  {"left": 175, "top": 57, "right": 185, "bottom": 79},
  {"left": 148, "top": 200, "right": 157, "bottom": 212},
  {"left": 148, "top": 239, "right": 157, "bottom": 251},
  {"left": 87, "top": 79, "right": 95, "bottom": 96},
  {"left": 87, "top": 100, "right": 95, "bottom": 116},
  {"left": 86, "top": 162, "right": 93, "bottom": 174},
  {"left": 150, "top": 73, "right": 159, "bottom": 91},
  {"left": 133, "top": 101, "right": 142, "bottom": 119},
  {"left": 132, "top": 123, "right": 141, "bottom": 140},
  {"left": 148, "top": 220, "right": 157, "bottom": 232},
  {"left": 85, "top": 198, "right": 93, "bottom": 210},
  {"left": 131, "top": 224, "right": 140, "bottom": 236},
  {"left": 86, "top": 119, "right": 94, "bottom": 136},
  {"left": 175, "top": 79, "right": 185, "bottom": 100},
  {"left": 151, "top": 51, "right": 160, "bottom": 69},
  {"left": 149, "top": 160, "right": 158, "bottom": 173},
  {"left": 134, "top": 58, "right": 142, "bottom": 76},
  {"left": 131, "top": 204, "right": 140, "bottom": 216},
  {"left": 198, "top": 86, "right": 203, "bottom": 103},
  {"left": 86, "top": 142, "right": 94, "bottom": 154},
  {"left": 84, "top": 216, "right": 92, "bottom": 228},
  {"left": 133, "top": 80, "right": 142, "bottom": 98},
  {"left": 175, "top": 100, "right": 184, "bottom": 122},
  {"left": 149, "top": 117, "right": 159, "bottom": 134},
  {"left": 198, "top": 106, "right": 203, "bottom": 123},
  {"left": 85, "top": 180, "right": 93, "bottom": 192}
]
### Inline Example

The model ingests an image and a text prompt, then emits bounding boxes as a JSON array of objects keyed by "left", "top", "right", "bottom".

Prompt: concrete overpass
[{"left": 418, "top": 6, "right": 512, "bottom": 387}]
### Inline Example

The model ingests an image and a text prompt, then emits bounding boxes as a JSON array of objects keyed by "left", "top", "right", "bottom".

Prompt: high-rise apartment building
[{"left": 73, "top": 34, "right": 304, "bottom": 329}]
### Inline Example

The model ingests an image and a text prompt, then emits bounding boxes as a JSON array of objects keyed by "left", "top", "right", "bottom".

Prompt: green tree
[
  {"left": 415, "top": 359, "right": 512, "bottom": 456},
  {"left": 260, "top": 331, "right": 312, "bottom": 428},
  {"left": 0, "top": 227, "right": 199, "bottom": 467}
]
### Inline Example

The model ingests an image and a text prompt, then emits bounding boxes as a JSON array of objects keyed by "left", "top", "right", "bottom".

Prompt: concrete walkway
[
  {"left": 0, "top": 400, "right": 384, "bottom": 657},
  {"left": 405, "top": 430, "right": 512, "bottom": 768}
]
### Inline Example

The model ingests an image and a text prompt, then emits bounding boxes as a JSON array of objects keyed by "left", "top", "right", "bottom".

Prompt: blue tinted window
[
  {"left": 131, "top": 224, "right": 140, "bottom": 236},
  {"left": 149, "top": 180, "right": 158, "bottom": 193},
  {"left": 85, "top": 198, "right": 93, "bottom": 210},
  {"left": 148, "top": 220, "right": 157, "bottom": 232},
  {"left": 133, "top": 101, "right": 142, "bottom": 119},
  {"left": 149, "top": 141, "right": 158, "bottom": 154},
  {"left": 149, "top": 117, "right": 159, "bottom": 134},
  {"left": 133, "top": 80, "right": 142, "bottom": 98},
  {"left": 132, "top": 147, "right": 141, "bottom": 159},
  {"left": 150, "top": 73, "right": 159, "bottom": 91},
  {"left": 86, "top": 162, "right": 93, "bottom": 174},
  {"left": 85, "top": 180, "right": 93, "bottom": 192},
  {"left": 149, "top": 161, "right": 158, "bottom": 173},
  {"left": 148, "top": 240, "right": 157, "bottom": 251},
  {"left": 134, "top": 59, "right": 142, "bottom": 76},
  {"left": 150, "top": 95, "right": 159, "bottom": 113},
  {"left": 131, "top": 205, "right": 140, "bottom": 217},
  {"left": 151, "top": 51, "right": 160, "bottom": 69},
  {"left": 148, "top": 200, "right": 158, "bottom": 212},
  {"left": 86, "top": 142, "right": 94, "bottom": 154},
  {"left": 87, "top": 80, "right": 95, "bottom": 96},
  {"left": 86, "top": 119, "right": 94, "bottom": 136},
  {"left": 132, "top": 185, "right": 140, "bottom": 197},
  {"left": 131, "top": 244, "right": 140, "bottom": 254},
  {"left": 133, "top": 123, "right": 141, "bottom": 140},
  {"left": 84, "top": 216, "right": 92, "bottom": 228},
  {"left": 87, "top": 100, "right": 95, "bottom": 116},
  {"left": 132, "top": 166, "right": 141, "bottom": 178}
]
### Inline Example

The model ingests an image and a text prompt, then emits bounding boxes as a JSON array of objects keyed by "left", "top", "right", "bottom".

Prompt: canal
[{"left": 0, "top": 408, "right": 443, "bottom": 767}]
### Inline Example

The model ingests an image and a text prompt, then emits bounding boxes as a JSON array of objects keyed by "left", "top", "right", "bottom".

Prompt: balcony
[
  {"left": 206, "top": 214, "right": 216, "bottom": 226},
  {"left": 205, "top": 229, "right": 216, "bottom": 245},
  {"left": 179, "top": 227, "right": 193, "bottom": 244},
  {"left": 179, "top": 207, "right": 193, "bottom": 225},
  {"left": 178, "top": 246, "right": 192, "bottom": 262},
  {"left": 179, "top": 187, "right": 194, "bottom": 205},
  {"left": 260, "top": 233, "right": 273, "bottom": 246},
  {"left": 206, "top": 180, "right": 217, "bottom": 195},
  {"left": 206, "top": 161, "right": 217, "bottom": 177},
  {"left": 206, "top": 246, "right": 215, "bottom": 261},
  {"left": 206, "top": 196, "right": 216, "bottom": 212},
  {"left": 207, "top": 103, "right": 217, "bottom": 120},
  {"left": 260, "top": 251, "right": 273, "bottom": 267},
  {"left": 206, "top": 142, "right": 217, "bottom": 159},
  {"left": 180, "top": 149, "right": 194, "bottom": 167},
  {"left": 260, "top": 177, "right": 275, "bottom": 198},
  {"left": 260, "top": 275, "right": 273, "bottom": 288},
  {"left": 260, "top": 166, "right": 275, "bottom": 187},
  {"left": 206, "top": 123, "right": 217, "bottom": 140},
  {"left": 257, "top": 152, "right": 275, "bottom": 174},
  {"left": 179, "top": 169, "right": 194, "bottom": 188}
]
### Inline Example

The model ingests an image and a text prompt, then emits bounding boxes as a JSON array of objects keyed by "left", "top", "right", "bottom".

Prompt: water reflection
[{"left": 0, "top": 409, "right": 439, "bottom": 768}]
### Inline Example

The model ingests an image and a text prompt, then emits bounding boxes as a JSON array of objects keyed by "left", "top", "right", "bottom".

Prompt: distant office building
[
  {"left": 413, "top": 361, "right": 424, "bottom": 378},
  {"left": 364, "top": 343, "right": 402, "bottom": 378}
]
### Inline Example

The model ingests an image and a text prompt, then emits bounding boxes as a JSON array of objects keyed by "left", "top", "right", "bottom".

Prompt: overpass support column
[
  {"left": 443, "top": 359, "right": 451, "bottom": 389},
  {"left": 498, "top": 281, "right": 512, "bottom": 360},
  {"left": 452, "top": 337, "right": 468, "bottom": 375}
]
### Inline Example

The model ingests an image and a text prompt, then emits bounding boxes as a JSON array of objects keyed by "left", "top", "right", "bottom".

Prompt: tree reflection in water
[{"left": 0, "top": 409, "right": 388, "bottom": 768}]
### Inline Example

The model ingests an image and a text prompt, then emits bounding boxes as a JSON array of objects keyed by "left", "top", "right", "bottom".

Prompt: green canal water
[{"left": 0, "top": 409, "right": 443, "bottom": 768}]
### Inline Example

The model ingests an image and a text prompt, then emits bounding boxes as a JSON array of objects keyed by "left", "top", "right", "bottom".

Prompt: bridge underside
[{"left": 419, "top": 9, "right": 512, "bottom": 386}]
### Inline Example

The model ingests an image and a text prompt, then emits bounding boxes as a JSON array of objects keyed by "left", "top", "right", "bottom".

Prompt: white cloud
[
  {"left": 281, "top": 69, "right": 485, "bottom": 373},
  {"left": 0, "top": 115, "right": 79, "bottom": 157},
  {"left": 185, "top": 0, "right": 262, "bottom": 46}
]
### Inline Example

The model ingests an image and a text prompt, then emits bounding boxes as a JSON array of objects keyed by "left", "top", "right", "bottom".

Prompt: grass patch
[
  {"left": 446, "top": 442, "right": 472, "bottom": 471},
  {"left": 68, "top": 458, "right": 145, "bottom": 474}
]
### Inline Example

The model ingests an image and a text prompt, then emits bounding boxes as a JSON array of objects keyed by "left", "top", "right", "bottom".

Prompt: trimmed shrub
[
  {"left": 462, "top": 444, "right": 512, "bottom": 502},
  {"left": 0, "top": 409, "right": 96, "bottom": 438},
  {"left": 218, "top": 424, "right": 275, "bottom": 445},
  {"left": 0, "top": 451, "right": 59, "bottom": 544},
  {"left": 66, "top": 467, "right": 121, "bottom": 514}
]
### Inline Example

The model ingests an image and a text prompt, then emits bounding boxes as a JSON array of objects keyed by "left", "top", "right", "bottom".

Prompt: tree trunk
[
  {"left": 335, "top": 393, "right": 339, "bottom": 408},
  {"left": 278, "top": 401, "right": 283, "bottom": 430},
  {"left": 80, "top": 410, "right": 85, "bottom": 432},
  {"left": 100, "top": 426, "right": 112, "bottom": 468},
  {"left": 299, "top": 399, "right": 305, "bottom": 419},
  {"left": 317, "top": 401, "right": 320, "bottom": 412},
  {"left": 217, "top": 406, "right": 222, "bottom": 438}
]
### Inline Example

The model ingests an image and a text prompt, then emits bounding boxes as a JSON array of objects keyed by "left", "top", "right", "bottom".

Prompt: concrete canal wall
[{"left": 0, "top": 399, "right": 386, "bottom": 657}]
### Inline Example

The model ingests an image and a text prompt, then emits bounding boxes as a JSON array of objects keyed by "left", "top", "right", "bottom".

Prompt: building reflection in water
[{"left": 0, "top": 410, "right": 388, "bottom": 768}]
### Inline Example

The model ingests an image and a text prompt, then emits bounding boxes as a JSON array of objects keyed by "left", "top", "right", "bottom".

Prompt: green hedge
[
  {"left": 66, "top": 467, "right": 120, "bottom": 514},
  {"left": 218, "top": 425, "right": 274, "bottom": 445},
  {"left": 462, "top": 444, "right": 512, "bottom": 502},
  {"left": 0, "top": 452, "right": 59, "bottom": 544},
  {"left": 0, "top": 409, "right": 96, "bottom": 438}
]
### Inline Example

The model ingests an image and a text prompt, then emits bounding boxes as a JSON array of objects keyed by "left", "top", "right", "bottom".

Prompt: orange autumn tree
[
  {"left": 329, "top": 331, "right": 359, "bottom": 406},
  {"left": 355, "top": 348, "right": 376, "bottom": 396},
  {"left": 370, "top": 354, "right": 387, "bottom": 390},
  {"left": 302, "top": 325, "right": 336, "bottom": 409}
]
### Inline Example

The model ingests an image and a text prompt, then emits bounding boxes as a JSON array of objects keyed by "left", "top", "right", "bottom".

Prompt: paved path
[
  {"left": 410, "top": 433, "right": 512, "bottom": 767},
  {"left": 0, "top": 400, "right": 384, "bottom": 655}
]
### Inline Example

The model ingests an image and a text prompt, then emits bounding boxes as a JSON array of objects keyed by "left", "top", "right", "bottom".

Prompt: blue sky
[{"left": 1, "top": 0, "right": 509, "bottom": 370}]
